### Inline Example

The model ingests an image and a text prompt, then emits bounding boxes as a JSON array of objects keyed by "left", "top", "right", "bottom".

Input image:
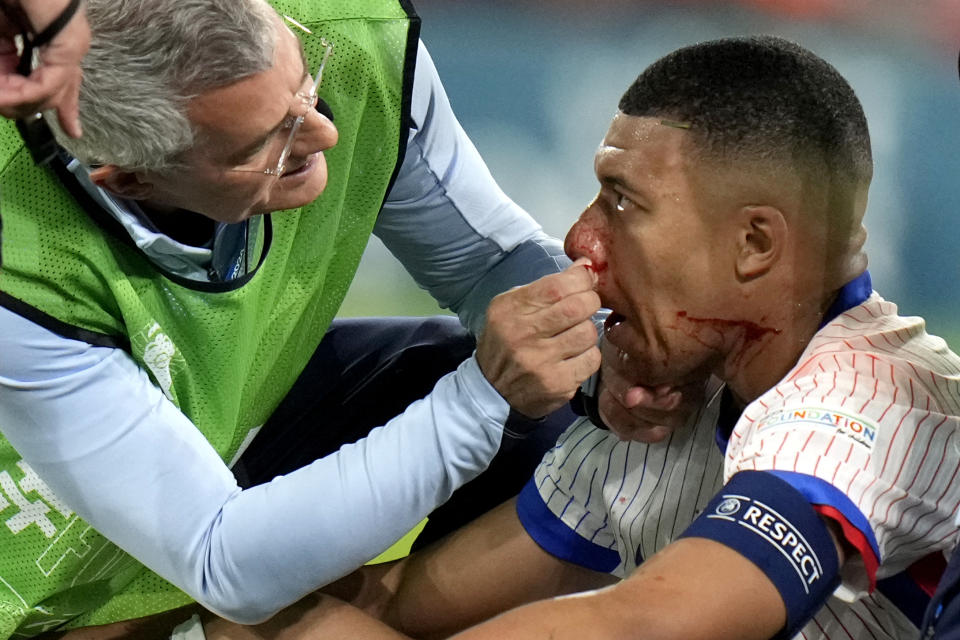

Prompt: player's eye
[{"left": 615, "top": 193, "right": 634, "bottom": 212}]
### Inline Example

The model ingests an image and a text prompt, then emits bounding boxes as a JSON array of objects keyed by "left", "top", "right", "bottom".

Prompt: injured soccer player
[{"left": 203, "top": 35, "right": 960, "bottom": 640}]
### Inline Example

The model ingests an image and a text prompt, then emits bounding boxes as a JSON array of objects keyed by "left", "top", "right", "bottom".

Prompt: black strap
[
  {"left": 570, "top": 386, "right": 611, "bottom": 431},
  {"left": 7, "top": 0, "right": 82, "bottom": 75},
  {"left": 2, "top": 0, "right": 82, "bottom": 163},
  {"left": 32, "top": 0, "right": 81, "bottom": 48}
]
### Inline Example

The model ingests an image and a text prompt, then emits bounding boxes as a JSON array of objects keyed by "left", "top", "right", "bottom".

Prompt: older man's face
[
  {"left": 140, "top": 17, "right": 338, "bottom": 223},
  {"left": 565, "top": 114, "right": 738, "bottom": 391}
]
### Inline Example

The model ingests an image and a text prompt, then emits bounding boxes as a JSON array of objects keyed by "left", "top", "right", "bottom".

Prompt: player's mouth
[
  {"left": 602, "top": 310, "right": 641, "bottom": 365},
  {"left": 604, "top": 311, "right": 626, "bottom": 334}
]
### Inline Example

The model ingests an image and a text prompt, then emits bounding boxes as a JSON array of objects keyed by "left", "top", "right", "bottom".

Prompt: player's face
[
  {"left": 140, "top": 19, "right": 338, "bottom": 223},
  {"left": 565, "top": 113, "right": 736, "bottom": 388}
]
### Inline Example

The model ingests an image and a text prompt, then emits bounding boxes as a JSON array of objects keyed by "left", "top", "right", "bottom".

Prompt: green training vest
[{"left": 0, "top": 0, "right": 417, "bottom": 635}]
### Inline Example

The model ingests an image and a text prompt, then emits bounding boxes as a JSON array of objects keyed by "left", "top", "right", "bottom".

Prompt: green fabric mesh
[{"left": 0, "top": 0, "right": 414, "bottom": 635}]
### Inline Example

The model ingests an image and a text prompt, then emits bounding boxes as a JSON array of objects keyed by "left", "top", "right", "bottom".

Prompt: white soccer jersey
[{"left": 520, "top": 279, "right": 960, "bottom": 640}]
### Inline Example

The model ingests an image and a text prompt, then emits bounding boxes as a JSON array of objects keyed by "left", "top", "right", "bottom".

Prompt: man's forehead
[
  {"left": 186, "top": 17, "right": 306, "bottom": 149},
  {"left": 595, "top": 113, "right": 691, "bottom": 177}
]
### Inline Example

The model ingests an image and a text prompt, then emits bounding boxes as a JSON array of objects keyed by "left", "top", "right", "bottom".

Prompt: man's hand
[
  {"left": 596, "top": 336, "right": 707, "bottom": 442},
  {"left": 477, "top": 258, "right": 601, "bottom": 418},
  {"left": 0, "top": 0, "right": 89, "bottom": 137}
]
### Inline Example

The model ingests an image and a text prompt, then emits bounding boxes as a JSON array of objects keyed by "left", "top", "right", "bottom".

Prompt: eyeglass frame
[{"left": 230, "top": 18, "right": 334, "bottom": 178}]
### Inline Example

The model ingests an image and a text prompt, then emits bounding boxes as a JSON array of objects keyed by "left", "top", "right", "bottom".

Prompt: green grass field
[{"left": 367, "top": 518, "right": 428, "bottom": 564}]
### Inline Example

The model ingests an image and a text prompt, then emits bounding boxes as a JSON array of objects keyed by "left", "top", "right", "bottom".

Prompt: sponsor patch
[{"left": 756, "top": 406, "right": 877, "bottom": 450}]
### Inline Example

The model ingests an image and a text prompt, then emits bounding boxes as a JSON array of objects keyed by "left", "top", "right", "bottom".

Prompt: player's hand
[
  {"left": 597, "top": 336, "right": 707, "bottom": 443},
  {"left": 477, "top": 258, "right": 602, "bottom": 419},
  {"left": 0, "top": 0, "right": 90, "bottom": 138}
]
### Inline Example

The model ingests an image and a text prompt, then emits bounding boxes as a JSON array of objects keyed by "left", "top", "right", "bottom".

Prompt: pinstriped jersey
[{"left": 522, "top": 289, "right": 960, "bottom": 640}]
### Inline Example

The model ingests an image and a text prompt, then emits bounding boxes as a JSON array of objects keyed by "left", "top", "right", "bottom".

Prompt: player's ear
[
  {"left": 89, "top": 165, "right": 154, "bottom": 200},
  {"left": 734, "top": 205, "right": 786, "bottom": 282}
]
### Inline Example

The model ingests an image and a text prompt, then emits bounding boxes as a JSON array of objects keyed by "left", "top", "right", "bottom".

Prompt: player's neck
[{"left": 720, "top": 297, "right": 825, "bottom": 406}]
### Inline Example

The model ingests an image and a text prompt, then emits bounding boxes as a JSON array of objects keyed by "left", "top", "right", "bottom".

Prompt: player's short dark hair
[{"left": 619, "top": 35, "right": 872, "bottom": 185}]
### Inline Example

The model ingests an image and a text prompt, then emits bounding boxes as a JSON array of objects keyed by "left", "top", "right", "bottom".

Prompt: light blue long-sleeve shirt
[{"left": 0, "top": 42, "right": 568, "bottom": 623}]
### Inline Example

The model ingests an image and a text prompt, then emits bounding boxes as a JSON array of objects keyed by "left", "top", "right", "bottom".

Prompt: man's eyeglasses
[{"left": 231, "top": 18, "right": 333, "bottom": 177}]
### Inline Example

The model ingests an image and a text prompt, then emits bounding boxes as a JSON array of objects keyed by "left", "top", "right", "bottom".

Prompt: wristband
[
  {"left": 679, "top": 470, "right": 840, "bottom": 639},
  {"left": 570, "top": 372, "right": 610, "bottom": 431}
]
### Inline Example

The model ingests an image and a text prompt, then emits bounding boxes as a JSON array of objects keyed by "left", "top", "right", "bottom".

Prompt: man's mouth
[{"left": 280, "top": 152, "right": 319, "bottom": 179}]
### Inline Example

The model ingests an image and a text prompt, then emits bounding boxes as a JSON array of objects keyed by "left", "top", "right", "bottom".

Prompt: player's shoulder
[
  {"left": 734, "top": 294, "right": 960, "bottom": 442},
  {"left": 785, "top": 293, "right": 960, "bottom": 403}
]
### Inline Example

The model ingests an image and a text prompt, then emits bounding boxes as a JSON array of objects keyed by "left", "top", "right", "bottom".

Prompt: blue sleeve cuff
[{"left": 516, "top": 478, "right": 620, "bottom": 573}]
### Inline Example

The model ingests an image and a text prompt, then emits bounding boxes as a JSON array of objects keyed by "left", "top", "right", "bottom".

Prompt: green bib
[{"left": 0, "top": 0, "right": 417, "bottom": 635}]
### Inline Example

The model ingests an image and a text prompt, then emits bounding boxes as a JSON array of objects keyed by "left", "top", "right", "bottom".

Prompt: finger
[
  {"left": 622, "top": 386, "right": 682, "bottom": 411},
  {"left": 524, "top": 289, "right": 601, "bottom": 338},
  {"left": 598, "top": 338, "right": 692, "bottom": 412},
  {"left": 0, "top": 69, "right": 59, "bottom": 108},
  {"left": 514, "top": 260, "right": 598, "bottom": 312},
  {"left": 54, "top": 70, "right": 82, "bottom": 137},
  {"left": 539, "top": 319, "right": 602, "bottom": 363},
  {"left": 565, "top": 343, "right": 601, "bottom": 385},
  {"left": 597, "top": 388, "right": 671, "bottom": 443},
  {"left": 518, "top": 346, "right": 600, "bottom": 417},
  {"left": 598, "top": 371, "right": 691, "bottom": 429}
]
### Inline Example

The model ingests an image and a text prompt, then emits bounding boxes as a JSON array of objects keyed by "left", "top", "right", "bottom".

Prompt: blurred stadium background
[{"left": 340, "top": 0, "right": 960, "bottom": 346}]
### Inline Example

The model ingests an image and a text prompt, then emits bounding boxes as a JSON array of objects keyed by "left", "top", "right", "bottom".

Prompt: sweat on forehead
[{"left": 619, "top": 35, "right": 873, "bottom": 186}]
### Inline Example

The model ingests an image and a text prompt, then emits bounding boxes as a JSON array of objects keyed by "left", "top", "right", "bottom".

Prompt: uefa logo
[{"left": 716, "top": 497, "right": 741, "bottom": 516}]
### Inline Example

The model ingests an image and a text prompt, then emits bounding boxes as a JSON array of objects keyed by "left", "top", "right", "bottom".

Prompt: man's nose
[
  {"left": 564, "top": 204, "right": 608, "bottom": 268},
  {"left": 295, "top": 107, "right": 339, "bottom": 155}
]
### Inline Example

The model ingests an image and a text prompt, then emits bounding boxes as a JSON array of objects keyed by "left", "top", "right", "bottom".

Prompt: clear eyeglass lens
[{"left": 230, "top": 37, "right": 333, "bottom": 177}]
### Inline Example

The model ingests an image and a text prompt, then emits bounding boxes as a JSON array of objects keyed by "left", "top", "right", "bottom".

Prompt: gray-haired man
[{"left": 0, "top": 0, "right": 630, "bottom": 637}]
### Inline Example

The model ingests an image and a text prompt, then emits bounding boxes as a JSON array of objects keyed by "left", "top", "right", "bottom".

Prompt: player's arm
[
  {"left": 0, "top": 306, "right": 552, "bottom": 624},
  {"left": 320, "top": 497, "right": 617, "bottom": 640},
  {"left": 449, "top": 472, "right": 846, "bottom": 640}
]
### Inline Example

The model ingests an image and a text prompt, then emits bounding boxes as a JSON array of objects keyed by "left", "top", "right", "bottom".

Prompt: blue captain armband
[{"left": 679, "top": 471, "right": 841, "bottom": 639}]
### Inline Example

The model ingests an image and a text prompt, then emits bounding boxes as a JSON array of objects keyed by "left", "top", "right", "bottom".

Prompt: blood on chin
[{"left": 601, "top": 312, "right": 701, "bottom": 389}]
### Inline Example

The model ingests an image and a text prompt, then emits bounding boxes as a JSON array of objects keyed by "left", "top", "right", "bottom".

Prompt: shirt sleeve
[
  {"left": 516, "top": 418, "right": 622, "bottom": 574},
  {"left": 378, "top": 41, "right": 568, "bottom": 335},
  {"left": 725, "top": 350, "right": 960, "bottom": 600},
  {"left": 0, "top": 305, "right": 508, "bottom": 624}
]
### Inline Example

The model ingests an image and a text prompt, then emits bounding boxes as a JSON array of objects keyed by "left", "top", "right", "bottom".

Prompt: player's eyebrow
[{"left": 600, "top": 174, "right": 651, "bottom": 204}]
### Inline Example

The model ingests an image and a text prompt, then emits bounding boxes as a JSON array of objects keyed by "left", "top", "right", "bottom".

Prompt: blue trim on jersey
[
  {"left": 680, "top": 470, "right": 840, "bottom": 640},
  {"left": 820, "top": 270, "right": 872, "bottom": 329},
  {"left": 714, "top": 270, "right": 873, "bottom": 453},
  {"left": 516, "top": 478, "right": 620, "bottom": 573},
  {"left": 766, "top": 470, "right": 880, "bottom": 560}
]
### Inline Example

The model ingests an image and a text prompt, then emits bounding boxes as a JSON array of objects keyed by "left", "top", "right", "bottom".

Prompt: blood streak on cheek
[{"left": 675, "top": 311, "right": 781, "bottom": 344}]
